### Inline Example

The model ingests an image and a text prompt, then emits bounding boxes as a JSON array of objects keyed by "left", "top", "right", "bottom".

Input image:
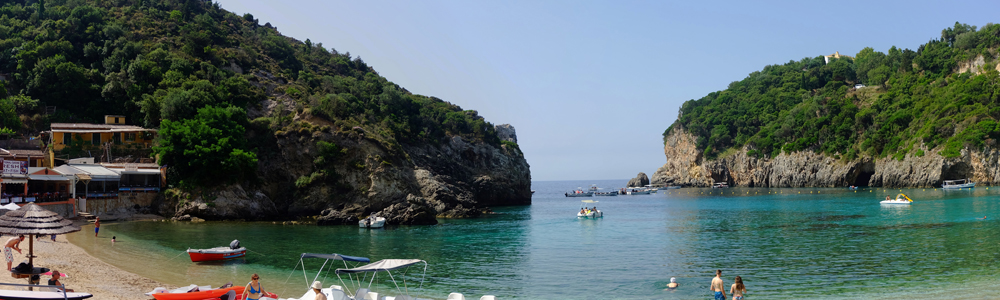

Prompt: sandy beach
[{"left": 0, "top": 219, "right": 173, "bottom": 300}]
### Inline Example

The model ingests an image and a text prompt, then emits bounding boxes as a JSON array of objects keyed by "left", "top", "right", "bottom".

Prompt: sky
[{"left": 216, "top": 0, "right": 999, "bottom": 181}]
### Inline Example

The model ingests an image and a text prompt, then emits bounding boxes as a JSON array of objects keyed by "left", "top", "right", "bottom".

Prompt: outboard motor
[{"left": 230, "top": 239, "right": 240, "bottom": 249}]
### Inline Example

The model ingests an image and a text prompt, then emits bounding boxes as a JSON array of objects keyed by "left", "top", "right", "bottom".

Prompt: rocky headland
[{"left": 651, "top": 126, "right": 1000, "bottom": 188}]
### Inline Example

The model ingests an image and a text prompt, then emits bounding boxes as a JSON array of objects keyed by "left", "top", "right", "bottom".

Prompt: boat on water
[
  {"left": 593, "top": 191, "right": 618, "bottom": 196},
  {"left": 187, "top": 240, "right": 246, "bottom": 262},
  {"left": 0, "top": 289, "right": 93, "bottom": 300},
  {"left": 624, "top": 188, "right": 652, "bottom": 195},
  {"left": 880, "top": 193, "right": 913, "bottom": 205},
  {"left": 565, "top": 188, "right": 593, "bottom": 197},
  {"left": 359, "top": 214, "right": 386, "bottom": 228},
  {"left": 941, "top": 179, "right": 975, "bottom": 189},
  {"left": 643, "top": 184, "right": 660, "bottom": 192},
  {"left": 712, "top": 182, "right": 729, "bottom": 188},
  {"left": 577, "top": 200, "right": 603, "bottom": 218}
]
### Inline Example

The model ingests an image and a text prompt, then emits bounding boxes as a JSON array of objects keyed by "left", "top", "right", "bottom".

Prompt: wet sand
[{"left": 0, "top": 219, "right": 173, "bottom": 300}]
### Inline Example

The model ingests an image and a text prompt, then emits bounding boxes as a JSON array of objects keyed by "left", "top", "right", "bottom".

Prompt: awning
[
  {"left": 76, "top": 174, "right": 92, "bottom": 184},
  {"left": 118, "top": 169, "right": 162, "bottom": 175},
  {"left": 28, "top": 175, "right": 69, "bottom": 181},
  {"left": 335, "top": 259, "right": 426, "bottom": 274},
  {"left": 0, "top": 179, "right": 27, "bottom": 184},
  {"left": 301, "top": 253, "right": 370, "bottom": 263}
]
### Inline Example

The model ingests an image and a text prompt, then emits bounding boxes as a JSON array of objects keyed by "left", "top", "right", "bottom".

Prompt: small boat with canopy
[
  {"left": 278, "top": 253, "right": 371, "bottom": 300},
  {"left": 335, "top": 259, "right": 429, "bottom": 300},
  {"left": 880, "top": 193, "right": 912, "bottom": 205},
  {"left": 941, "top": 179, "right": 975, "bottom": 189},
  {"left": 577, "top": 200, "right": 602, "bottom": 218}
]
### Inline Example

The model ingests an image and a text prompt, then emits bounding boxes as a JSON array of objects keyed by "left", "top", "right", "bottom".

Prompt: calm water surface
[{"left": 68, "top": 180, "right": 1000, "bottom": 299}]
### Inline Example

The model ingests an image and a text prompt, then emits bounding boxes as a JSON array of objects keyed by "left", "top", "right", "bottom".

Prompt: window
[
  {"left": 92, "top": 133, "right": 100, "bottom": 145},
  {"left": 125, "top": 132, "right": 136, "bottom": 141},
  {"left": 113, "top": 132, "right": 121, "bottom": 143},
  {"left": 62, "top": 133, "right": 71, "bottom": 145}
]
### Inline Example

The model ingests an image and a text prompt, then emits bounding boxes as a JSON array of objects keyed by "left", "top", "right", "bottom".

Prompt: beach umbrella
[{"left": 0, "top": 203, "right": 81, "bottom": 266}]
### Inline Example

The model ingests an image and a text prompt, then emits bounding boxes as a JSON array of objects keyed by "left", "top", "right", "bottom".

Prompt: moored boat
[
  {"left": 941, "top": 179, "right": 975, "bottom": 189},
  {"left": 565, "top": 188, "right": 593, "bottom": 197},
  {"left": 0, "top": 290, "right": 93, "bottom": 300},
  {"left": 593, "top": 191, "right": 618, "bottom": 196},
  {"left": 712, "top": 182, "right": 729, "bottom": 188},
  {"left": 359, "top": 214, "right": 386, "bottom": 228},
  {"left": 187, "top": 240, "right": 246, "bottom": 262},
  {"left": 152, "top": 286, "right": 246, "bottom": 300}
]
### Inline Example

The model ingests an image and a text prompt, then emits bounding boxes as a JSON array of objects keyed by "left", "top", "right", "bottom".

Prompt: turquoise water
[{"left": 68, "top": 180, "right": 1000, "bottom": 299}]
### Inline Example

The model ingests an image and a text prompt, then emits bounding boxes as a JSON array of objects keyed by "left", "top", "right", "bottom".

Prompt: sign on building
[{"left": 1, "top": 160, "right": 27, "bottom": 175}]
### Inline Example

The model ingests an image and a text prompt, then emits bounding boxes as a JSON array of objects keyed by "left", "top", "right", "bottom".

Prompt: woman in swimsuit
[
  {"left": 730, "top": 275, "right": 746, "bottom": 300},
  {"left": 242, "top": 273, "right": 264, "bottom": 300}
]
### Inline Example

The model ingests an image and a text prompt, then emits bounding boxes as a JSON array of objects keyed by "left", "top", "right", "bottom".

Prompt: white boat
[
  {"left": 0, "top": 290, "right": 93, "bottom": 300},
  {"left": 643, "top": 184, "right": 660, "bottom": 192},
  {"left": 941, "top": 179, "right": 975, "bottom": 189},
  {"left": 564, "top": 188, "right": 593, "bottom": 197},
  {"left": 625, "top": 189, "right": 652, "bottom": 195},
  {"left": 277, "top": 253, "right": 371, "bottom": 300},
  {"left": 712, "top": 182, "right": 729, "bottom": 188},
  {"left": 577, "top": 200, "right": 602, "bottom": 218},
  {"left": 359, "top": 214, "right": 386, "bottom": 228},
  {"left": 880, "top": 193, "right": 912, "bottom": 205}
]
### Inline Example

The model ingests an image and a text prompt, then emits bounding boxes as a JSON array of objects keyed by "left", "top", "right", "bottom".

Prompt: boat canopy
[
  {"left": 581, "top": 200, "right": 597, "bottom": 203},
  {"left": 300, "top": 253, "right": 370, "bottom": 262},
  {"left": 336, "top": 259, "right": 426, "bottom": 274}
]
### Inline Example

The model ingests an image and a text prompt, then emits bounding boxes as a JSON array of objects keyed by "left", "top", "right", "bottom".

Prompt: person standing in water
[
  {"left": 710, "top": 269, "right": 726, "bottom": 300},
  {"left": 730, "top": 276, "right": 746, "bottom": 300},
  {"left": 94, "top": 217, "right": 100, "bottom": 237}
]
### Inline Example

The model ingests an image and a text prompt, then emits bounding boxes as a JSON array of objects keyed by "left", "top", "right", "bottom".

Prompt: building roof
[
  {"left": 0, "top": 149, "right": 45, "bottom": 157},
  {"left": 49, "top": 123, "right": 157, "bottom": 132},
  {"left": 53, "top": 164, "right": 120, "bottom": 180}
]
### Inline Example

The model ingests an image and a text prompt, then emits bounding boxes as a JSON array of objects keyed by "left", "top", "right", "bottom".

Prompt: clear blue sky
[{"left": 217, "top": 0, "right": 998, "bottom": 181}]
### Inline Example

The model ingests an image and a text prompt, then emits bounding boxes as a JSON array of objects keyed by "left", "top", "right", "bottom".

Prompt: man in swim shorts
[
  {"left": 4, "top": 235, "right": 24, "bottom": 271},
  {"left": 710, "top": 269, "right": 726, "bottom": 300}
]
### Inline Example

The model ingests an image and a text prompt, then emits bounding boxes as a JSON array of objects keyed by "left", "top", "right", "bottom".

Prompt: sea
[{"left": 66, "top": 179, "right": 1000, "bottom": 299}]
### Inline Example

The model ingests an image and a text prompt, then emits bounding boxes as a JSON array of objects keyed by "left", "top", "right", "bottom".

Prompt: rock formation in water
[
  {"left": 651, "top": 126, "right": 1000, "bottom": 188},
  {"left": 627, "top": 172, "right": 650, "bottom": 188}
]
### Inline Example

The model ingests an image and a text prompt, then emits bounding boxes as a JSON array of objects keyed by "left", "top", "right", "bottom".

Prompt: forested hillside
[
  {"left": 665, "top": 22, "right": 1000, "bottom": 162},
  {"left": 0, "top": 0, "right": 503, "bottom": 188}
]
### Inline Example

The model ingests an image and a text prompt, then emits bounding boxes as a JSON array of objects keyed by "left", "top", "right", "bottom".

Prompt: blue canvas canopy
[{"left": 300, "top": 253, "right": 370, "bottom": 263}]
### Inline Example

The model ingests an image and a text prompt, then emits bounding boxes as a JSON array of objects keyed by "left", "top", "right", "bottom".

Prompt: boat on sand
[
  {"left": 151, "top": 286, "right": 248, "bottom": 300},
  {"left": 0, "top": 289, "right": 93, "bottom": 300}
]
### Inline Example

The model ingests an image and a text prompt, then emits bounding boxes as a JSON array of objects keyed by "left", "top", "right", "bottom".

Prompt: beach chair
[
  {"left": 480, "top": 296, "right": 497, "bottom": 300},
  {"left": 353, "top": 288, "right": 370, "bottom": 300},
  {"left": 447, "top": 293, "right": 466, "bottom": 300}
]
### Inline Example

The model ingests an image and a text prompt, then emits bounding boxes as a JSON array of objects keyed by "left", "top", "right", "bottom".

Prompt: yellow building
[{"left": 49, "top": 115, "right": 157, "bottom": 151}]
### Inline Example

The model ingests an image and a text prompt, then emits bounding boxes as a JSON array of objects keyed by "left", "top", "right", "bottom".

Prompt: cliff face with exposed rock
[{"left": 651, "top": 127, "right": 1000, "bottom": 188}]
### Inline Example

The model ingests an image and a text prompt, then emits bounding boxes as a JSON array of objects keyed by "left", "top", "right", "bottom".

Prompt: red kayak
[{"left": 152, "top": 286, "right": 244, "bottom": 300}]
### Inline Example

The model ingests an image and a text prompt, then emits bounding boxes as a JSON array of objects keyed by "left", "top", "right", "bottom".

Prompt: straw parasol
[{"left": 0, "top": 203, "right": 81, "bottom": 266}]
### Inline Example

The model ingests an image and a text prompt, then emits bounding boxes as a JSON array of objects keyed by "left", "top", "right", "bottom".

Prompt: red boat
[
  {"left": 152, "top": 286, "right": 244, "bottom": 300},
  {"left": 187, "top": 240, "right": 246, "bottom": 262}
]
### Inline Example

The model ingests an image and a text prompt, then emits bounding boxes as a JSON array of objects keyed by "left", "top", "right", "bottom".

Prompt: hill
[
  {"left": 655, "top": 22, "right": 1000, "bottom": 188},
  {"left": 0, "top": 0, "right": 531, "bottom": 222}
]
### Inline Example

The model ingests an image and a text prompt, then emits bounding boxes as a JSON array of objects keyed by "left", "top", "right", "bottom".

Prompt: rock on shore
[
  {"left": 626, "top": 172, "right": 649, "bottom": 187},
  {"left": 651, "top": 127, "right": 1000, "bottom": 188}
]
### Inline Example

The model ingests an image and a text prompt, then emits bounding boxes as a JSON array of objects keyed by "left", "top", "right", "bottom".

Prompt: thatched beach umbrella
[{"left": 0, "top": 203, "right": 81, "bottom": 266}]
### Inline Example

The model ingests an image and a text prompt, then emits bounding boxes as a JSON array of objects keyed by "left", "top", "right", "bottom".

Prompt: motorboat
[
  {"left": 577, "top": 200, "right": 603, "bottom": 218},
  {"left": 593, "top": 191, "right": 618, "bottom": 196},
  {"left": 643, "top": 184, "right": 660, "bottom": 192},
  {"left": 564, "top": 188, "right": 593, "bottom": 197},
  {"left": 942, "top": 179, "right": 975, "bottom": 189},
  {"left": 712, "top": 182, "right": 729, "bottom": 188},
  {"left": 625, "top": 189, "right": 652, "bottom": 195},
  {"left": 880, "top": 193, "right": 912, "bottom": 205},
  {"left": 849, "top": 186, "right": 859, "bottom": 190},
  {"left": 277, "top": 253, "right": 371, "bottom": 300},
  {"left": 187, "top": 240, "right": 246, "bottom": 262},
  {"left": 0, "top": 289, "right": 93, "bottom": 300},
  {"left": 335, "top": 259, "right": 430, "bottom": 300},
  {"left": 359, "top": 214, "right": 386, "bottom": 228}
]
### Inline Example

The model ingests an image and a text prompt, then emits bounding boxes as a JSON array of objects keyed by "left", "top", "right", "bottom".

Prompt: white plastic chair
[
  {"left": 447, "top": 293, "right": 466, "bottom": 300},
  {"left": 480, "top": 296, "right": 497, "bottom": 300}
]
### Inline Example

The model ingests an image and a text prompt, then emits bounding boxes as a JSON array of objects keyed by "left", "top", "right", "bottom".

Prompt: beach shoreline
[{"left": 0, "top": 218, "right": 173, "bottom": 300}]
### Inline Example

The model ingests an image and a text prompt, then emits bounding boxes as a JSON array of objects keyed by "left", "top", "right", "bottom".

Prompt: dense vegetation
[
  {"left": 665, "top": 22, "right": 1000, "bottom": 161},
  {"left": 0, "top": 0, "right": 502, "bottom": 188}
]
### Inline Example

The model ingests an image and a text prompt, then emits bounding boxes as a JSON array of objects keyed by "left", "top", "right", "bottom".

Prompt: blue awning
[{"left": 300, "top": 253, "right": 370, "bottom": 263}]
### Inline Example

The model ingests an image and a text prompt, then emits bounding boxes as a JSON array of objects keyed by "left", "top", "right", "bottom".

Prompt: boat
[
  {"left": 335, "top": 259, "right": 430, "bottom": 300},
  {"left": 880, "top": 193, "right": 912, "bottom": 205},
  {"left": 712, "top": 182, "right": 729, "bottom": 188},
  {"left": 577, "top": 200, "right": 602, "bottom": 218},
  {"left": 625, "top": 188, "right": 652, "bottom": 195},
  {"left": 564, "top": 188, "right": 593, "bottom": 197},
  {"left": 849, "top": 186, "right": 859, "bottom": 190},
  {"left": 0, "top": 290, "right": 93, "bottom": 300},
  {"left": 942, "top": 179, "right": 975, "bottom": 189},
  {"left": 278, "top": 253, "right": 371, "bottom": 300},
  {"left": 152, "top": 286, "right": 246, "bottom": 300},
  {"left": 593, "top": 191, "right": 618, "bottom": 196},
  {"left": 643, "top": 184, "right": 660, "bottom": 192},
  {"left": 359, "top": 214, "right": 386, "bottom": 228},
  {"left": 187, "top": 240, "right": 246, "bottom": 262}
]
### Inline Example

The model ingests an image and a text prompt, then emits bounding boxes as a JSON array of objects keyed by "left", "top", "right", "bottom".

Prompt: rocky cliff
[
  {"left": 626, "top": 172, "right": 649, "bottom": 187},
  {"left": 164, "top": 90, "right": 531, "bottom": 224},
  {"left": 651, "top": 127, "right": 1000, "bottom": 188}
]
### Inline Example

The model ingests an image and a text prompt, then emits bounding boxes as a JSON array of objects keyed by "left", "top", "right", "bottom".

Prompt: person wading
[{"left": 710, "top": 269, "right": 726, "bottom": 300}]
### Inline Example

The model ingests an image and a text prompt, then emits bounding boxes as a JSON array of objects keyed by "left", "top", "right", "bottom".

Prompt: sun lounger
[{"left": 447, "top": 293, "right": 465, "bottom": 300}]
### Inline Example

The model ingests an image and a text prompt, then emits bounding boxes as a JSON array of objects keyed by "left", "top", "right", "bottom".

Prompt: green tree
[{"left": 154, "top": 106, "right": 257, "bottom": 188}]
